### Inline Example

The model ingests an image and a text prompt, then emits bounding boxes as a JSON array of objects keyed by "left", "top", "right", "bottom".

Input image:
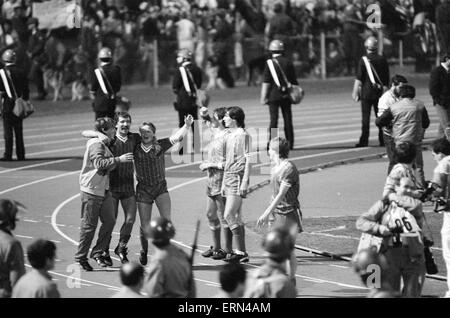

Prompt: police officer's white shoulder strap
[
  {"left": 94, "top": 68, "right": 109, "bottom": 95},
  {"left": 0, "top": 68, "right": 13, "bottom": 99},
  {"left": 179, "top": 66, "right": 192, "bottom": 95},
  {"left": 266, "top": 59, "right": 281, "bottom": 88},
  {"left": 362, "top": 56, "right": 377, "bottom": 85}
]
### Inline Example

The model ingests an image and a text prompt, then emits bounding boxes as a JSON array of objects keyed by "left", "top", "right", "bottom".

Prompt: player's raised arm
[{"left": 169, "top": 114, "right": 194, "bottom": 143}]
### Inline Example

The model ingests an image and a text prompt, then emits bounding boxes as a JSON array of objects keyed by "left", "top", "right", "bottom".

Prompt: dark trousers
[
  {"left": 75, "top": 191, "right": 116, "bottom": 261},
  {"left": 268, "top": 100, "right": 294, "bottom": 149},
  {"left": 29, "top": 62, "right": 46, "bottom": 96},
  {"left": 383, "top": 133, "right": 396, "bottom": 174},
  {"left": 177, "top": 108, "right": 199, "bottom": 154},
  {"left": 2, "top": 113, "right": 25, "bottom": 160},
  {"left": 359, "top": 98, "right": 383, "bottom": 146}
]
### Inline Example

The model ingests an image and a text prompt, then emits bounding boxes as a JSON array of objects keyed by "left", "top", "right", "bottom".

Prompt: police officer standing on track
[
  {"left": 0, "top": 49, "right": 30, "bottom": 161},
  {"left": 142, "top": 217, "right": 196, "bottom": 298},
  {"left": 27, "top": 17, "right": 48, "bottom": 101},
  {"left": 261, "top": 40, "right": 298, "bottom": 150},
  {"left": 352, "top": 36, "right": 390, "bottom": 148},
  {"left": 90, "top": 47, "right": 122, "bottom": 120},
  {"left": 172, "top": 48, "right": 202, "bottom": 154},
  {"left": 0, "top": 199, "right": 26, "bottom": 298}
]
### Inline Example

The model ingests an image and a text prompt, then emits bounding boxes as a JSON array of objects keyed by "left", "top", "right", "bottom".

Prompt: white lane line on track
[
  {"left": 16, "top": 235, "right": 34, "bottom": 239},
  {"left": 0, "top": 159, "right": 72, "bottom": 175},
  {"left": 0, "top": 170, "right": 80, "bottom": 195},
  {"left": 23, "top": 264, "right": 121, "bottom": 291}
]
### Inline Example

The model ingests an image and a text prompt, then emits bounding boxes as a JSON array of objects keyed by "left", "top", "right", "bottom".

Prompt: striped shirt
[
  {"left": 206, "top": 128, "right": 228, "bottom": 168},
  {"left": 109, "top": 133, "right": 140, "bottom": 193},
  {"left": 271, "top": 160, "right": 300, "bottom": 213},
  {"left": 134, "top": 138, "right": 174, "bottom": 186},
  {"left": 224, "top": 128, "right": 251, "bottom": 174}
]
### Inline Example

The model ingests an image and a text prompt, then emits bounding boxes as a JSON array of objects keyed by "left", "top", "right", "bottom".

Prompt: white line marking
[
  {"left": 23, "top": 219, "right": 40, "bottom": 223},
  {"left": 0, "top": 159, "right": 72, "bottom": 175},
  {"left": 315, "top": 226, "right": 346, "bottom": 233},
  {"left": 0, "top": 170, "right": 80, "bottom": 195},
  {"left": 16, "top": 235, "right": 33, "bottom": 239},
  {"left": 329, "top": 264, "right": 349, "bottom": 269},
  {"left": 23, "top": 264, "right": 121, "bottom": 291}
]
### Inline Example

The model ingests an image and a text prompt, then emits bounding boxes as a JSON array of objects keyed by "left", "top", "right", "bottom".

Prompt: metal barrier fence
[{"left": 140, "top": 32, "right": 438, "bottom": 87}]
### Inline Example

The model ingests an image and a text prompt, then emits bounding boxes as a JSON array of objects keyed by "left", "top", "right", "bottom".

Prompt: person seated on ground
[
  {"left": 12, "top": 239, "right": 60, "bottom": 298},
  {"left": 214, "top": 262, "right": 247, "bottom": 298},
  {"left": 357, "top": 177, "right": 426, "bottom": 298},
  {"left": 112, "top": 262, "right": 146, "bottom": 298}
]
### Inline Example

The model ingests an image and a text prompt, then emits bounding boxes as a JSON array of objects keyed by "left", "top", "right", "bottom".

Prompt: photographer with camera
[
  {"left": 427, "top": 137, "right": 450, "bottom": 297},
  {"left": 357, "top": 177, "right": 426, "bottom": 297}
]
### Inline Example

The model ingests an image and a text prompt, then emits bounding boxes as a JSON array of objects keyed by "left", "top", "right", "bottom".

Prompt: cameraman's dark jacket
[
  {"left": 356, "top": 53, "right": 389, "bottom": 100},
  {"left": 356, "top": 196, "right": 423, "bottom": 249}
]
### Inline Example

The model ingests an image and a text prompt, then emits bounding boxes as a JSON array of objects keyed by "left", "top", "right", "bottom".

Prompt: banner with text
[{"left": 33, "top": 0, "right": 82, "bottom": 30}]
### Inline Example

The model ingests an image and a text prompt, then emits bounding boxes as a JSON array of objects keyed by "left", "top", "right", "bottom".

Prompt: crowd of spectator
[{"left": 0, "top": 0, "right": 443, "bottom": 89}]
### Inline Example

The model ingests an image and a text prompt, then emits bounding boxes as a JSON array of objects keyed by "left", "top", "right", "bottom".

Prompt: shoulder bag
[
  {"left": 0, "top": 68, "right": 34, "bottom": 119},
  {"left": 269, "top": 58, "right": 304, "bottom": 105}
]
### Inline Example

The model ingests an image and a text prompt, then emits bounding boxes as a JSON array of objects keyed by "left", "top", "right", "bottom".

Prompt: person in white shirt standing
[{"left": 176, "top": 10, "right": 196, "bottom": 54}]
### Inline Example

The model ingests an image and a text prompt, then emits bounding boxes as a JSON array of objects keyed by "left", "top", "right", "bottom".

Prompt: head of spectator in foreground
[
  {"left": 219, "top": 263, "right": 247, "bottom": 297},
  {"left": 431, "top": 137, "right": 450, "bottom": 163},
  {"left": 268, "top": 137, "right": 290, "bottom": 162},
  {"left": 120, "top": 262, "right": 145, "bottom": 291},
  {"left": 390, "top": 75, "right": 407, "bottom": 97},
  {"left": 351, "top": 247, "right": 390, "bottom": 289},
  {"left": 147, "top": 217, "right": 175, "bottom": 248},
  {"left": 393, "top": 141, "right": 417, "bottom": 165},
  {"left": 262, "top": 226, "right": 294, "bottom": 263},
  {"left": 139, "top": 121, "right": 156, "bottom": 144},
  {"left": 224, "top": 106, "right": 245, "bottom": 128},
  {"left": 0, "top": 199, "right": 25, "bottom": 231},
  {"left": 397, "top": 84, "right": 415, "bottom": 100},
  {"left": 114, "top": 112, "right": 132, "bottom": 137},
  {"left": 395, "top": 177, "right": 416, "bottom": 198},
  {"left": 27, "top": 239, "right": 57, "bottom": 271},
  {"left": 94, "top": 117, "right": 116, "bottom": 140}
]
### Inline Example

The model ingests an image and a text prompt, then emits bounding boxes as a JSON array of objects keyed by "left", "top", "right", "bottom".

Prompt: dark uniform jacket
[
  {"left": 356, "top": 53, "right": 390, "bottom": 100},
  {"left": 263, "top": 55, "right": 298, "bottom": 103},
  {"left": 0, "top": 64, "right": 30, "bottom": 115},
  {"left": 0, "top": 229, "right": 25, "bottom": 298},
  {"left": 90, "top": 63, "right": 122, "bottom": 113},
  {"left": 429, "top": 65, "right": 450, "bottom": 108},
  {"left": 172, "top": 62, "right": 202, "bottom": 111}
]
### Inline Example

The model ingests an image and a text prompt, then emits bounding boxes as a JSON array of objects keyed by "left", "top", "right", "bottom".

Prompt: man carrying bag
[
  {"left": 0, "top": 49, "right": 30, "bottom": 161},
  {"left": 261, "top": 40, "right": 301, "bottom": 150}
]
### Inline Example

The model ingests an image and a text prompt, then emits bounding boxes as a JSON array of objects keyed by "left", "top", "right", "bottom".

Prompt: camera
[{"left": 423, "top": 237, "right": 438, "bottom": 275}]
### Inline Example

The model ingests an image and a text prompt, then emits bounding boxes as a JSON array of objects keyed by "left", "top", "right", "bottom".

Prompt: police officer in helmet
[
  {"left": 244, "top": 226, "right": 297, "bottom": 298},
  {"left": 142, "top": 217, "right": 196, "bottom": 297},
  {"left": 0, "top": 199, "right": 26, "bottom": 297},
  {"left": 90, "top": 47, "right": 122, "bottom": 120},
  {"left": 0, "top": 49, "right": 30, "bottom": 161},
  {"left": 261, "top": 39, "right": 299, "bottom": 150}
]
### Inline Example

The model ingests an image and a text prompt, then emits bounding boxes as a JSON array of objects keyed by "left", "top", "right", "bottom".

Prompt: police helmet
[
  {"left": 98, "top": 47, "right": 112, "bottom": 60},
  {"left": 147, "top": 217, "right": 175, "bottom": 245},
  {"left": 2, "top": 49, "right": 16, "bottom": 63},
  {"left": 364, "top": 36, "right": 378, "bottom": 51},
  {"left": 269, "top": 40, "right": 284, "bottom": 52},
  {"left": 262, "top": 227, "right": 294, "bottom": 260},
  {"left": 0, "top": 199, "right": 23, "bottom": 230},
  {"left": 177, "top": 48, "right": 192, "bottom": 61}
]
